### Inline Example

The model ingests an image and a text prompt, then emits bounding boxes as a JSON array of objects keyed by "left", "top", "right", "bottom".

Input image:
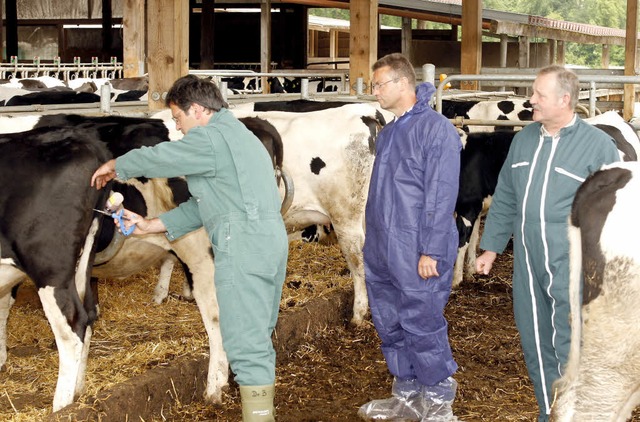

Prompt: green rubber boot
[{"left": 240, "top": 384, "right": 276, "bottom": 421}]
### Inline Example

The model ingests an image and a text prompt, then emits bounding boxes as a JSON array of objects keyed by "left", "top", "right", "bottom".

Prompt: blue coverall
[{"left": 364, "top": 82, "right": 461, "bottom": 387}]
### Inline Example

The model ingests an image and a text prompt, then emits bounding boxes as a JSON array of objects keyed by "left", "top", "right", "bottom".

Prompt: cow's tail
[{"left": 565, "top": 218, "right": 584, "bottom": 383}]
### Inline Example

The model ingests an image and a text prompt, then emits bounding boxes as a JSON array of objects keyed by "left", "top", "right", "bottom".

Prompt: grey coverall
[
  {"left": 115, "top": 107, "right": 288, "bottom": 386},
  {"left": 480, "top": 115, "right": 619, "bottom": 421}
]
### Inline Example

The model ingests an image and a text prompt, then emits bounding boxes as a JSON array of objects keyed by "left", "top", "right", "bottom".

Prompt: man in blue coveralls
[
  {"left": 91, "top": 75, "right": 288, "bottom": 421},
  {"left": 358, "top": 53, "right": 461, "bottom": 421},
  {"left": 476, "top": 65, "right": 620, "bottom": 421}
]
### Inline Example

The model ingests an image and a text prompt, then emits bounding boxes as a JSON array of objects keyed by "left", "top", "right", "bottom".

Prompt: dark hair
[
  {"left": 372, "top": 53, "right": 416, "bottom": 88},
  {"left": 164, "top": 74, "right": 228, "bottom": 112}
]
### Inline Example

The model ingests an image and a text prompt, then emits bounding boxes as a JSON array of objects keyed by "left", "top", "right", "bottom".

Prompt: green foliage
[{"left": 483, "top": 0, "right": 628, "bottom": 67}]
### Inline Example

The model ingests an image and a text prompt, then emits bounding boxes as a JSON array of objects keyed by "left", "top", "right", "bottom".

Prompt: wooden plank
[
  {"left": 200, "top": 0, "right": 216, "bottom": 69},
  {"left": 349, "top": 0, "right": 378, "bottom": 95},
  {"left": 261, "top": 0, "right": 272, "bottom": 93},
  {"left": 461, "top": 0, "right": 481, "bottom": 90},
  {"left": 401, "top": 17, "right": 412, "bottom": 61},
  {"left": 122, "top": 0, "right": 145, "bottom": 76},
  {"left": 624, "top": 0, "right": 639, "bottom": 121},
  {"left": 147, "top": 0, "right": 189, "bottom": 111}
]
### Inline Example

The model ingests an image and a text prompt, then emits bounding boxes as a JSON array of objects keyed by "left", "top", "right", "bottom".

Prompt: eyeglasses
[{"left": 371, "top": 78, "right": 400, "bottom": 91}]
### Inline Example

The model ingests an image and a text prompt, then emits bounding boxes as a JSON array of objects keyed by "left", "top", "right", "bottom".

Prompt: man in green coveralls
[
  {"left": 91, "top": 75, "right": 288, "bottom": 421},
  {"left": 475, "top": 65, "right": 619, "bottom": 421}
]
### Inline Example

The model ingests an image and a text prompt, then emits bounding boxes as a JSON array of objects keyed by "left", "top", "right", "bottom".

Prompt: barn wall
[{"left": 7, "top": 0, "right": 124, "bottom": 20}]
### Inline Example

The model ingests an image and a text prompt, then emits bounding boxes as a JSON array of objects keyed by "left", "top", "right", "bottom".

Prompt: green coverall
[
  {"left": 480, "top": 116, "right": 619, "bottom": 421},
  {"left": 115, "top": 107, "right": 288, "bottom": 387}
]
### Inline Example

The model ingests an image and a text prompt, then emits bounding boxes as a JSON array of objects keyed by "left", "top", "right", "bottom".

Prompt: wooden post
[
  {"left": 518, "top": 36, "right": 530, "bottom": 68},
  {"left": 557, "top": 40, "right": 565, "bottom": 65},
  {"left": 624, "top": 0, "right": 639, "bottom": 120},
  {"left": 261, "top": 0, "right": 272, "bottom": 93},
  {"left": 147, "top": 0, "right": 189, "bottom": 111},
  {"left": 200, "top": 0, "right": 216, "bottom": 69},
  {"left": 601, "top": 44, "right": 610, "bottom": 69},
  {"left": 548, "top": 39, "right": 557, "bottom": 65},
  {"left": 349, "top": 0, "right": 378, "bottom": 95},
  {"left": 401, "top": 17, "right": 412, "bottom": 62},
  {"left": 0, "top": 0, "right": 3, "bottom": 62},
  {"left": 122, "top": 0, "right": 145, "bottom": 76},
  {"left": 460, "top": 0, "right": 481, "bottom": 91},
  {"left": 102, "top": 0, "right": 113, "bottom": 61},
  {"left": 499, "top": 34, "right": 508, "bottom": 68},
  {"left": 329, "top": 29, "right": 337, "bottom": 62}
]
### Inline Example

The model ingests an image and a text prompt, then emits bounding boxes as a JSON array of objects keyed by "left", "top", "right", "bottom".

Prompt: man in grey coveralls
[{"left": 91, "top": 75, "right": 288, "bottom": 421}]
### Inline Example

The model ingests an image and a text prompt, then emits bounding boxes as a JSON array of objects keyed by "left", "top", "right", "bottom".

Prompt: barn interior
[{"left": 0, "top": 1, "right": 639, "bottom": 116}]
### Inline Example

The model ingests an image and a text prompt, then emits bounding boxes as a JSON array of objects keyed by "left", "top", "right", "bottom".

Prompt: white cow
[{"left": 551, "top": 161, "right": 640, "bottom": 421}]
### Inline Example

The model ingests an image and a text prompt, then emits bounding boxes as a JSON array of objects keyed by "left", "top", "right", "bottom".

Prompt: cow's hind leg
[
  {"left": 0, "top": 265, "right": 27, "bottom": 369},
  {"left": 333, "top": 225, "right": 367, "bottom": 325},
  {"left": 38, "top": 286, "right": 92, "bottom": 411},
  {"left": 172, "top": 230, "right": 228, "bottom": 404},
  {"left": 0, "top": 291, "right": 13, "bottom": 369},
  {"left": 152, "top": 254, "right": 177, "bottom": 304}
]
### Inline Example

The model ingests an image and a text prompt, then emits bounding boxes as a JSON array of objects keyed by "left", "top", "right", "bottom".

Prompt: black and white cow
[
  {"left": 230, "top": 104, "right": 388, "bottom": 325},
  {"left": 441, "top": 98, "right": 533, "bottom": 133},
  {"left": 550, "top": 161, "right": 640, "bottom": 421},
  {"left": 0, "top": 112, "right": 285, "bottom": 412},
  {"left": 452, "top": 111, "right": 640, "bottom": 288}
]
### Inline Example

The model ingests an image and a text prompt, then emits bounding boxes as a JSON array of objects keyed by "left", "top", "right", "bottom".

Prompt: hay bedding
[{"left": 1, "top": 240, "right": 638, "bottom": 421}]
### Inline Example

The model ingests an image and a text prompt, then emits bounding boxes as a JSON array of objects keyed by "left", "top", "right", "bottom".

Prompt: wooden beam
[
  {"left": 147, "top": 0, "right": 189, "bottom": 110},
  {"left": 200, "top": 0, "right": 216, "bottom": 69},
  {"left": 122, "top": 0, "right": 145, "bottom": 76},
  {"left": 557, "top": 40, "right": 565, "bottom": 65},
  {"left": 601, "top": 43, "right": 610, "bottom": 69},
  {"left": 401, "top": 17, "right": 412, "bottom": 60},
  {"left": 102, "top": 0, "right": 113, "bottom": 61},
  {"left": 0, "top": 1, "right": 3, "bottom": 63},
  {"left": 284, "top": 0, "right": 491, "bottom": 29},
  {"left": 461, "top": 0, "right": 481, "bottom": 90},
  {"left": 261, "top": 0, "right": 272, "bottom": 93},
  {"left": 491, "top": 20, "right": 628, "bottom": 46},
  {"left": 349, "top": 0, "right": 378, "bottom": 95},
  {"left": 624, "top": 0, "right": 639, "bottom": 120}
]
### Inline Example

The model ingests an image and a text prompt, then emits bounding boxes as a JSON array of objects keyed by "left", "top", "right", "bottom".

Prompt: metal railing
[
  {"left": 436, "top": 74, "right": 640, "bottom": 123},
  {"left": 189, "top": 69, "right": 350, "bottom": 97},
  {"left": 0, "top": 56, "right": 123, "bottom": 81}
]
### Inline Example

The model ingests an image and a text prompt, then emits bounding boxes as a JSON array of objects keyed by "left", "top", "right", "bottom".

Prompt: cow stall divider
[
  {"left": 0, "top": 57, "right": 124, "bottom": 81},
  {"left": 437, "top": 73, "right": 640, "bottom": 130}
]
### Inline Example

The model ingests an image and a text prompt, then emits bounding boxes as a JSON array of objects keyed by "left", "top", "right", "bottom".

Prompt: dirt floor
[{"left": 2, "top": 240, "right": 639, "bottom": 421}]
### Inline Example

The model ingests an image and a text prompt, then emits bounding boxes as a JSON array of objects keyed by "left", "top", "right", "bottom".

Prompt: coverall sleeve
[
  {"left": 115, "top": 126, "right": 217, "bottom": 180},
  {"left": 479, "top": 143, "right": 518, "bottom": 254},
  {"left": 158, "top": 197, "right": 204, "bottom": 241},
  {"left": 419, "top": 121, "right": 461, "bottom": 261}
]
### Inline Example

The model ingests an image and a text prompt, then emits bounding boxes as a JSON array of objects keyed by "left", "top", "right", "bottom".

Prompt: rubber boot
[
  {"left": 239, "top": 384, "right": 275, "bottom": 422},
  {"left": 357, "top": 377, "right": 422, "bottom": 421}
]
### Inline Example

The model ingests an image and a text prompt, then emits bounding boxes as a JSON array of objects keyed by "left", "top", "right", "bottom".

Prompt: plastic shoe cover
[
  {"left": 357, "top": 395, "right": 422, "bottom": 421},
  {"left": 418, "top": 377, "right": 458, "bottom": 422},
  {"left": 358, "top": 377, "right": 422, "bottom": 421}
]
